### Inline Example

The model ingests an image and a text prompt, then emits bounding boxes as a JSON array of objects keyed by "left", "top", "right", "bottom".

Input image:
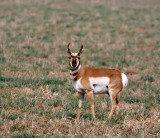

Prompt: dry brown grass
[{"left": 0, "top": 0, "right": 160, "bottom": 137}]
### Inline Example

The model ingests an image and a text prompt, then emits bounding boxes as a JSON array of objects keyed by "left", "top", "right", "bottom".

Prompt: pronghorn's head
[{"left": 67, "top": 43, "right": 83, "bottom": 69}]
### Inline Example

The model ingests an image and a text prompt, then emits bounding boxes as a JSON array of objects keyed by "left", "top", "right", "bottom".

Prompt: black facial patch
[
  {"left": 72, "top": 59, "right": 76, "bottom": 63},
  {"left": 72, "top": 59, "right": 77, "bottom": 67}
]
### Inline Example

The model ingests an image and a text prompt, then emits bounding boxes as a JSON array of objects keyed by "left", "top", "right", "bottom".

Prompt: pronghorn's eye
[
  {"left": 69, "top": 57, "right": 71, "bottom": 59},
  {"left": 78, "top": 57, "right": 80, "bottom": 59}
]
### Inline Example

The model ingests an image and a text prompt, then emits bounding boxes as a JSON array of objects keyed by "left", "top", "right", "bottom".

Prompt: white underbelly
[{"left": 89, "top": 77, "right": 110, "bottom": 94}]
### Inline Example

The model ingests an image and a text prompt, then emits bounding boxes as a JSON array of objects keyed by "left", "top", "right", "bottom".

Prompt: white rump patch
[
  {"left": 121, "top": 73, "right": 128, "bottom": 88},
  {"left": 89, "top": 77, "right": 110, "bottom": 94}
]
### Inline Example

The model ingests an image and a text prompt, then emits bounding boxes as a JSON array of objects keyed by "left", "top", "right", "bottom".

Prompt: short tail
[{"left": 121, "top": 73, "right": 128, "bottom": 89}]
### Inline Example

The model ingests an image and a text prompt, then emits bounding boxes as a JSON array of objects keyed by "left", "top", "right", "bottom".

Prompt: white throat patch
[{"left": 70, "top": 64, "right": 81, "bottom": 74}]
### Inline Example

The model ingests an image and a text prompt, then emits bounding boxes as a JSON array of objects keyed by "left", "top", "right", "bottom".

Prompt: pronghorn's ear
[
  {"left": 77, "top": 44, "right": 83, "bottom": 56},
  {"left": 67, "top": 43, "right": 72, "bottom": 55}
]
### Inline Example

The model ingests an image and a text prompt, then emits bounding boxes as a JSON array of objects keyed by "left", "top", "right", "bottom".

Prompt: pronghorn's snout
[
  {"left": 69, "top": 54, "right": 80, "bottom": 68},
  {"left": 72, "top": 58, "right": 77, "bottom": 68}
]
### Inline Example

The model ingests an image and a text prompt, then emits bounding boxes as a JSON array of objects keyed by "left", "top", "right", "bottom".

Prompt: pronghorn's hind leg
[
  {"left": 115, "top": 97, "right": 120, "bottom": 116},
  {"left": 77, "top": 93, "right": 85, "bottom": 119},
  {"left": 108, "top": 88, "right": 121, "bottom": 119}
]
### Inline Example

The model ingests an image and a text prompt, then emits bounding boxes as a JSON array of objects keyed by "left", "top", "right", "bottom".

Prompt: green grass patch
[
  {"left": 124, "top": 96, "right": 140, "bottom": 104},
  {"left": 10, "top": 131, "right": 38, "bottom": 138},
  {"left": 0, "top": 73, "right": 66, "bottom": 88},
  {"left": 141, "top": 75, "right": 155, "bottom": 82},
  {"left": 46, "top": 96, "right": 62, "bottom": 107},
  {"left": 0, "top": 0, "right": 160, "bottom": 136},
  {"left": 156, "top": 95, "right": 160, "bottom": 104},
  {"left": 2, "top": 112, "right": 23, "bottom": 121},
  {"left": 65, "top": 96, "right": 78, "bottom": 110},
  {"left": 53, "top": 111, "right": 64, "bottom": 120}
]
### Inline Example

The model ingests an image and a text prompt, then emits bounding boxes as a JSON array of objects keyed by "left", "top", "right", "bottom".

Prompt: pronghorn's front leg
[
  {"left": 77, "top": 93, "right": 84, "bottom": 119},
  {"left": 87, "top": 90, "right": 95, "bottom": 119}
]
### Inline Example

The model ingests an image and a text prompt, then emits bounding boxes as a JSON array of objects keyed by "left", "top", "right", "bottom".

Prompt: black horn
[
  {"left": 67, "top": 43, "right": 72, "bottom": 55},
  {"left": 77, "top": 44, "right": 83, "bottom": 56}
]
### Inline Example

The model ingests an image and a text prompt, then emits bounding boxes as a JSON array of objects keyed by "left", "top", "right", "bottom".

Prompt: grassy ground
[{"left": 0, "top": 0, "right": 160, "bottom": 137}]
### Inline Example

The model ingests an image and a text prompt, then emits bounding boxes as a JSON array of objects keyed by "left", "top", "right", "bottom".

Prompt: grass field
[{"left": 0, "top": 0, "right": 160, "bottom": 137}]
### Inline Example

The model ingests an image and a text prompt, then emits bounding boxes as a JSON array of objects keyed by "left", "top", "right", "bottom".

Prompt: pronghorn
[{"left": 67, "top": 43, "right": 128, "bottom": 119}]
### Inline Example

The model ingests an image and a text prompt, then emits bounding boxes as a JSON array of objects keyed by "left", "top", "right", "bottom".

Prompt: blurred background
[{"left": 0, "top": 0, "right": 160, "bottom": 137}]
